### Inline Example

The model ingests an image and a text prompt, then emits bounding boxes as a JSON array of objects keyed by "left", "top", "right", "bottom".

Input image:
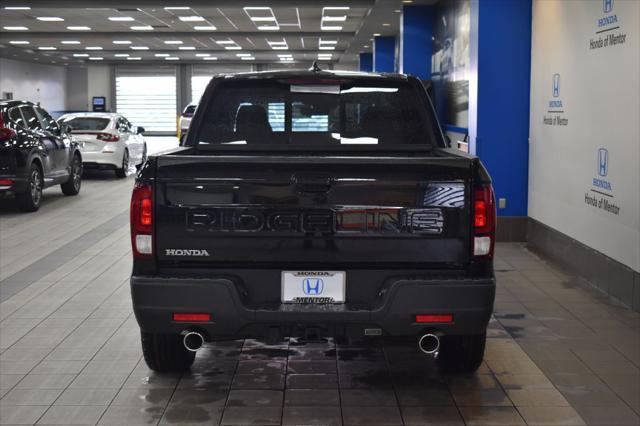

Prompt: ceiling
[{"left": 0, "top": 0, "right": 436, "bottom": 67}]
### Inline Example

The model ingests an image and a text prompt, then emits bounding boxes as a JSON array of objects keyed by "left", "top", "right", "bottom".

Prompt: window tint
[
  {"left": 20, "top": 107, "right": 42, "bottom": 131},
  {"left": 194, "top": 81, "right": 434, "bottom": 147},
  {"left": 7, "top": 108, "right": 25, "bottom": 129},
  {"left": 34, "top": 107, "right": 60, "bottom": 134},
  {"left": 60, "top": 116, "right": 110, "bottom": 131},
  {"left": 122, "top": 118, "right": 132, "bottom": 132}
]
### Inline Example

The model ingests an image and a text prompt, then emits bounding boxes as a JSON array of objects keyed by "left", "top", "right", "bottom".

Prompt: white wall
[
  {"left": 66, "top": 66, "right": 89, "bottom": 111},
  {"left": 87, "top": 65, "right": 112, "bottom": 112},
  {"left": 0, "top": 57, "right": 67, "bottom": 112},
  {"left": 529, "top": 0, "right": 640, "bottom": 272}
]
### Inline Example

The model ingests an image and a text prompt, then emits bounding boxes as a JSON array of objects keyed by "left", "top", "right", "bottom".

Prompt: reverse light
[
  {"left": 131, "top": 183, "right": 153, "bottom": 258},
  {"left": 473, "top": 185, "right": 496, "bottom": 258},
  {"left": 173, "top": 313, "right": 211, "bottom": 322},
  {"left": 415, "top": 314, "right": 453, "bottom": 323}
]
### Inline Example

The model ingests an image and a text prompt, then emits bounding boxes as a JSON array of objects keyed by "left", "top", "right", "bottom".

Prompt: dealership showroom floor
[
  {"left": 1, "top": 0, "right": 639, "bottom": 425},
  {"left": 0, "top": 144, "right": 638, "bottom": 425}
]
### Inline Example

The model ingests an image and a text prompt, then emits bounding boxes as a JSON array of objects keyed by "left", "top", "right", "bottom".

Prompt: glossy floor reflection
[{"left": 0, "top": 145, "right": 639, "bottom": 424}]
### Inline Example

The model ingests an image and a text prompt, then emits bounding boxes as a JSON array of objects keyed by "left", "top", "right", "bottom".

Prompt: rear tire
[
  {"left": 61, "top": 154, "right": 82, "bottom": 196},
  {"left": 115, "top": 149, "right": 129, "bottom": 178},
  {"left": 438, "top": 332, "right": 486, "bottom": 374},
  {"left": 141, "top": 331, "right": 195, "bottom": 373},
  {"left": 16, "top": 163, "right": 43, "bottom": 212}
]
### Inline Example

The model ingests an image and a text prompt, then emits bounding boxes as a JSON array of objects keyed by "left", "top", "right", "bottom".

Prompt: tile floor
[{"left": 0, "top": 138, "right": 638, "bottom": 425}]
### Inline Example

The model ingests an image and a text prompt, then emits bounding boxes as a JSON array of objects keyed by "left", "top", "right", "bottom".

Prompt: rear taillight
[
  {"left": 131, "top": 183, "right": 153, "bottom": 258},
  {"left": 473, "top": 185, "right": 496, "bottom": 258},
  {"left": 0, "top": 179, "right": 14, "bottom": 186},
  {"left": 97, "top": 132, "right": 119, "bottom": 142},
  {"left": 0, "top": 114, "right": 17, "bottom": 142}
]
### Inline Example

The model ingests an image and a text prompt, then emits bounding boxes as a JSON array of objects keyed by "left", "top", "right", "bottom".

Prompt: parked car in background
[
  {"left": 58, "top": 113, "right": 146, "bottom": 178},
  {"left": 0, "top": 100, "right": 83, "bottom": 212},
  {"left": 178, "top": 103, "right": 197, "bottom": 144}
]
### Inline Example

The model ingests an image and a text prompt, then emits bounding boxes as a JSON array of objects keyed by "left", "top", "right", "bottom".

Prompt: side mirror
[
  {"left": 61, "top": 124, "right": 72, "bottom": 135},
  {"left": 136, "top": 126, "right": 145, "bottom": 135}
]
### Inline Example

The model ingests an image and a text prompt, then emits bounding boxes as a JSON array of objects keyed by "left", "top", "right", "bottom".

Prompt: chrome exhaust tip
[
  {"left": 418, "top": 333, "right": 440, "bottom": 357},
  {"left": 182, "top": 331, "right": 204, "bottom": 352}
]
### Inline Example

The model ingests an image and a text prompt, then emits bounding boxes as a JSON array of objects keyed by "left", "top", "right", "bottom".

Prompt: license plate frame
[{"left": 281, "top": 271, "right": 346, "bottom": 304}]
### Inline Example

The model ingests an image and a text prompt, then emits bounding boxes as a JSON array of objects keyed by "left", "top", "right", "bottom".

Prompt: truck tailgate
[{"left": 153, "top": 154, "right": 476, "bottom": 267}]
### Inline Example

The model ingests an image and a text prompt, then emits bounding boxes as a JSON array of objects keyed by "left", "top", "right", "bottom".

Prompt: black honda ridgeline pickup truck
[{"left": 130, "top": 69, "right": 496, "bottom": 374}]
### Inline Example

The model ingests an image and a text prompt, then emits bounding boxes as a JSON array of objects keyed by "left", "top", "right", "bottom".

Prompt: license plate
[{"left": 281, "top": 271, "right": 345, "bottom": 304}]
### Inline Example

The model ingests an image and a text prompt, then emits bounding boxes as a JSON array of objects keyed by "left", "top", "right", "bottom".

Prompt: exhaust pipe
[
  {"left": 182, "top": 331, "right": 204, "bottom": 352},
  {"left": 418, "top": 333, "right": 440, "bottom": 357}
]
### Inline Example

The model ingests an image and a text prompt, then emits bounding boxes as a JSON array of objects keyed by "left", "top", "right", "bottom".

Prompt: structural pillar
[
  {"left": 400, "top": 5, "right": 433, "bottom": 79},
  {"left": 469, "top": 0, "right": 532, "bottom": 226},
  {"left": 373, "top": 36, "right": 395, "bottom": 72},
  {"left": 359, "top": 52, "right": 373, "bottom": 72}
]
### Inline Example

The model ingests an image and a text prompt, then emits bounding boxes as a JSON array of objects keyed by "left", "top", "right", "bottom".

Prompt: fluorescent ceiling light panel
[
  {"left": 38, "top": 46, "right": 56, "bottom": 50},
  {"left": 244, "top": 6, "right": 279, "bottom": 31},
  {"left": 114, "top": 53, "right": 129, "bottom": 57},
  {"left": 73, "top": 53, "right": 89, "bottom": 57},
  {"left": 236, "top": 53, "right": 251, "bottom": 57},
  {"left": 85, "top": 46, "right": 102, "bottom": 50},
  {"left": 165, "top": 57, "right": 179, "bottom": 60},
  {"left": 108, "top": 16, "right": 134, "bottom": 21},
  {"left": 178, "top": 46, "right": 195, "bottom": 50},
  {"left": 88, "top": 57, "right": 103, "bottom": 60},
  {"left": 178, "top": 16, "right": 204, "bottom": 22},
  {"left": 215, "top": 40, "right": 235, "bottom": 45},
  {"left": 130, "top": 46, "right": 149, "bottom": 50},
  {"left": 241, "top": 57, "right": 255, "bottom": 60},
  {"left": 319, "top": 40, "right": 338, "bottom": 44},
  {"left": 164, "top": 40, "right": 183, "bottom": 44},
  {"left": 195, "top": 53, "right": 210, "bottom": 57},
  {"left": 154, "top": 53, "right": 170, "bottom": 57},
  {"left": 9, "top": 40, "right": 29, "bottom": 44},
  {"left": 319, "top": 46, "right": 335, "bottom": 50},
  {"left": 131, "top": 25, "right": 153, "bottom": 30},
  {"left": 3, "top": 26, "right": 29, "bottom": 30},
  {"left": 127, "top": 56, "right": 141, "bottom": 60},
  {"left": 37, "top": 16, "right": 64, "bottom": 21},
  {"left": 203, "top": 56, "right": 217, "bottom": 60},
  {"left": 194, "top": 25, "right": 216, "bottom": 30},
  {"left": 67, "top": 26, "right": 90, "bottom": 30},
  {"left": 250, "top": 17, "right": 276, "bottom": 22},
  {"left": 224, "top": 46, "right": 242, "bottom": 50},
  {"left": 4, "top": 7, "right": 31, "bottom": 10},
  {"left": 61, "top": 40, "right": 81, "bottom": 44},
  {"left": 164, "top": 6, "right": 190, "bottom": 10},
  {"left": 322, "top": 16, "right": 347, "bottom": 22},
  {"left": 112, "top": 40, "right": 131, "bottom": 44}
]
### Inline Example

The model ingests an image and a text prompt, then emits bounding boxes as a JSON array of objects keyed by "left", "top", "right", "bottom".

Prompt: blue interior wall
[
  {"left": 474, "top": 0, "right": 531, "bottom": 217},
  {"left": 359, "top": 53, "right": 373, "bottom": 72},
  {"left": 373, "top": 36, "right": 396, "bottom": 72},
  {"left": 401, "top": 5, "right": 433, "bottom": 79}
]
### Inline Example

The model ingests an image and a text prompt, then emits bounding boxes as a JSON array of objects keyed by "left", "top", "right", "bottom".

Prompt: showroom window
[{"left": 115, "top": 67, "right": 177, "bottom": 133}]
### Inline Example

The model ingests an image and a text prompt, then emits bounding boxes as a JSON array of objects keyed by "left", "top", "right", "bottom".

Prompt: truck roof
[{"left": 213, "top": 68, "right": 411, "bottom": 83}]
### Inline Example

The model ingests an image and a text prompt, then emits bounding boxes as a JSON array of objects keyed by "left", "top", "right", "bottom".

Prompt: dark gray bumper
[{"left": 131, "top": 274, "right": 495, "bottom": 340}]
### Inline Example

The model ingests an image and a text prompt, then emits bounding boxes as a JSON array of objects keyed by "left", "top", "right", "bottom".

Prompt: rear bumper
[
  {"left": 0, "top": 175, "right": 27, "bottom": 193},
  {"left": 80, "top": 149, "right": 123, "bottom": 168},
  {"left": 131, "top": 273, "right": 495, "bottom": 340}
]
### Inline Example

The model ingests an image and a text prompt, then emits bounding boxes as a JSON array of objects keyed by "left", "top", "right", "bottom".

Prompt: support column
[
  {"left": 373, "top": 36, "right": 395, "bottom": 72},
  {"left": 469, "top": 0, "right": 532, "bottom": 224},
  {"left": 400, "top": 5, "right": 433, "bottom": 79},
  {"left": 359, "top": 52, "right": 373, "bottom": 72}
]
